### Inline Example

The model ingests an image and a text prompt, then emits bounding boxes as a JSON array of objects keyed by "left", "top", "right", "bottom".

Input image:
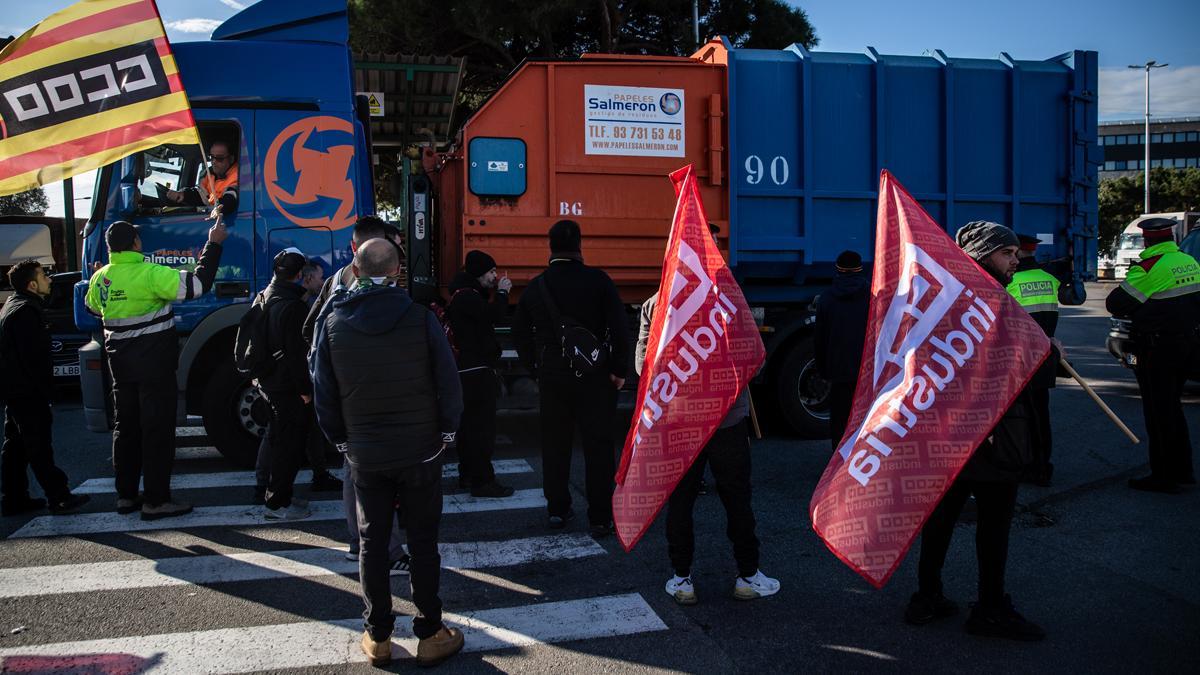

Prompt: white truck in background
[{"left": 1111, "top": 212, "right": 1200, "bottom": 279}]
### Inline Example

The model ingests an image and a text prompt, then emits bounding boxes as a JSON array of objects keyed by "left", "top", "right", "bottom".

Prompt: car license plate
[{"left": 53, "top": 365, "right": 81, "bottom": 377}]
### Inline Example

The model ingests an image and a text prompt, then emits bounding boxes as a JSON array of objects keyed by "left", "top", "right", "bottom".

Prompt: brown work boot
[
  {"left": 416, "top": 625, "right": 464, "bottom": 667},
  {"left": 360, "top": 631, "right": 392, "bottom": 667}
]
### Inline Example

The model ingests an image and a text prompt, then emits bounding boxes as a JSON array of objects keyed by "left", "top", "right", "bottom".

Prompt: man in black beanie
[
  {"left": 814, "top": 250, "right": 870, "bottom": 451},
  {"left": 905, "top": 220, "right": 1062, "bottom": 642},
  {"left": 512, "top": 220, "right": 630, "bottom": 535},
  {"left": 447, "top": 250, "right": 514, "bottom": 497}
]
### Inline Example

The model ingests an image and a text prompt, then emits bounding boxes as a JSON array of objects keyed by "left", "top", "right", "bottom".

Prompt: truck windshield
[{"left": 1118, "top": 233, "right": 1143, "bottom": 250}]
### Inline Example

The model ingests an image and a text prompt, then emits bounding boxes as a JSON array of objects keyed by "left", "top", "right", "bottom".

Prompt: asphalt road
[{"left": 0, "top": 282, "right": 1197, "bottom": 673}]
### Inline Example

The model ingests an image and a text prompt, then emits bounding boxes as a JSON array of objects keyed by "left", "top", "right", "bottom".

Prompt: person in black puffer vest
[
  {"left": 447, "top": 250, "right": 514, "bottom": 498},
  {"left": 310, "top": 238, "right": 465, "bottom": 667},
  {"left": 814, "top": 250, "right": 870, "bottom": 451},
  {"left": 905, "top": 221, "right": 1062, "bottom": 643}
]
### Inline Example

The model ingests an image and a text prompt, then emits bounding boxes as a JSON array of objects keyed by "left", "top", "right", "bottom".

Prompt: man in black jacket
[
  {"left": 0, "top": 260, "right": 90, "bottom": 516},
  {"left": 448, "top": 250, "right": 514, "bottom": 498},
  {"left": 311, "top": 239, "right": 464, "bottom": 667},
  {"left": 257, "top": 249, "right": 315, "bottom": 521},
  {"left": 512, "top": 220, "right": 630, "bottom": 535},
  {"left": 905, "top": 221, "right": 1062, "bottom": 642},
  {"left": 813, "top": 250, "right": 870, "bottom": 451}
]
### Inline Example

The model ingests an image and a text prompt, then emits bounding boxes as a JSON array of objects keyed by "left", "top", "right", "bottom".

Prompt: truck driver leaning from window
[{"left": 165, "top": 140, "right": 239, "bottom": 218}]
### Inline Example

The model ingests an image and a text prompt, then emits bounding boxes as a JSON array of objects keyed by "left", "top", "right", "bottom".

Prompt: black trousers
[
  {"left": 828, "top": 380, "right": 856, "bottom": 452},
  {"left": 262, "top": 389, "right": 309, "bottom": 509},
  {"left": 539, "top": 372, "right": 618, "bottom": 525},
  {"left": 457, "top": 369, "right": 499, "bottom": 487},
  {"left": 1030, "top": 387, "right": 1053, "bottom": 472},
  {"left": 352, "top": 460, "right": 443, "bottom": 641},
  {"left": 112, "top": 373, "right": 176, "bottom": 505},
  {"left": 1134, "top": 338, "right": 1196, "bottom": 483},
  {"left": 666, "top": 421, "right": 760, "bottom": 578},
  {"left": 917, "top": 479, "right": 1019, "bottom": 606},
  {"left": 1, "top": 398, "right": 69, "bottom": 504},
  {"left": 255, "top": 402, "right": 327, "bottom": 488}
]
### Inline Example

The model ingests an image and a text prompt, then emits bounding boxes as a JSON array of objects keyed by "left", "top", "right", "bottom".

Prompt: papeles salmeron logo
[{"left": 658, "top": 92, "right": 682, "bottom": 115}]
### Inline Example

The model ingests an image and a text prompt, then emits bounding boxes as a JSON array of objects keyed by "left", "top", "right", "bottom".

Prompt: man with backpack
[
  {"left": 512, "top": 220, "right": 630, "bottom": 536},
  {"left": 248, "top": 248, "right": 315, "bottom": 520},
  {"left": 447, "top": 250, "right": 514, "bottom": 498}
]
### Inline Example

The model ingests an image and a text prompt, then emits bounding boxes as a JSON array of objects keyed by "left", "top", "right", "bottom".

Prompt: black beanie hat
[
  {"left": 549, "top": 219, "right": 582, "bottom": 253},
  {"left": 835, "top": 250, "right": 863, "bottom": 273},
  {"left": 465, "top": 250, "right": 497, "bottom": 278},
  {"left": 105, "top": 221, "right": 139, "bottom": 253}
]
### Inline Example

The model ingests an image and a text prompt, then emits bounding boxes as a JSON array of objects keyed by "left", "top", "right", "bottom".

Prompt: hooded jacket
[
  {"left": 447, "top": 270, "right": 508, "bottom": 371},
  {"left": 309, "top": 284, "right": 463, "bottom": 471},
  {"left": 814, "top": 272, "right": 871, "bottom": 384}
]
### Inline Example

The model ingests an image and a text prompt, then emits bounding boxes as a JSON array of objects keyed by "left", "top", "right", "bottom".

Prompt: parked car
[{"left": 46, "top": 271, "right": 87, "bottom": 387}]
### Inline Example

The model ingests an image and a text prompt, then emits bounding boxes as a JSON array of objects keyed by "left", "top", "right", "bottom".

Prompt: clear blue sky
[{"left": 6, "top": 0, "right": 1198, "bottom": 215}]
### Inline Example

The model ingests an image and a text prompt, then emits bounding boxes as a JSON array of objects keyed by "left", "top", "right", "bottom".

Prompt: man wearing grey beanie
[{"left": 905, "top": 220, "right": 1062, "bottom": 642}]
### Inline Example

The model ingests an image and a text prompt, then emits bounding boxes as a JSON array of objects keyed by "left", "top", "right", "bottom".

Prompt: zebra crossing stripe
[
  {"left": 175, "top": 426, "right": 206, "bottom": 437},
  {"left": 0, "top": 533, "right": 603, "bottom": 598},
  {"left": 172, "top": 446, "right": 222, "bottom": 460},
  {"left": 73, "top": 460, "right": 536, "bottom": 495},
  {"left": 9, "top": 490, "right": 547, "bottom": 538},
  {"left": 0, "top": 593, "right": 665, "bottom": 672}
]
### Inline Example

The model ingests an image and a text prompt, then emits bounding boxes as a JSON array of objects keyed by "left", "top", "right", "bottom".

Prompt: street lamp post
[{"left": 1128, "top": 60, "right": 1168, "bottom": 214}]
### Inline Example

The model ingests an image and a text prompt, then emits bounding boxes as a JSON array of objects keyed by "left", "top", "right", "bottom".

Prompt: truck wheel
[
  {"left": 201, "top": 360, "right": 268, "bottom": 468},
  {"left": 775, "top": 339, "right": 831, "bottom": 438}
]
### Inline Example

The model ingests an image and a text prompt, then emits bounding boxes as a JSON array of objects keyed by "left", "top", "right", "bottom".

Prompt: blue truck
[
  {"left": 415, "top": 39, "right": 1100, "bottom": 437},
  {"left": 74, "top": 0, "right": 374, "bottom": 466}
]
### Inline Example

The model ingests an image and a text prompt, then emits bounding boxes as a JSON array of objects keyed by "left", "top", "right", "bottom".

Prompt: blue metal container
[{"left": 725, "top": 40, "right": 1098, "bottom": 303}]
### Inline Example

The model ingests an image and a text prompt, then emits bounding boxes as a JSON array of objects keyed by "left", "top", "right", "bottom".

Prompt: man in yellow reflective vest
[
  {"left": 1006, "top": 234, "right": 1060, "bottom": 485},
  {"left": 85, "top": 219, "right": 227, "bottom": 519},
  {"left": 1106, "top": 218, "right": 1200, "bottom": 494}
]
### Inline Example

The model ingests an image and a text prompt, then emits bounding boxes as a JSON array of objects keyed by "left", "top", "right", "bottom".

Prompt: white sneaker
[
  {"left": 264, "top": 503, "right": 311, "bottom": 521},
  {"left": 733, "top": 570, "right": 780, "bottom": 600},
  {"left": 665, "top": 575, "right": 697, "bottom": 605},
  {"left": 345, "top": 550, "right": 359, "bottom": 562}
]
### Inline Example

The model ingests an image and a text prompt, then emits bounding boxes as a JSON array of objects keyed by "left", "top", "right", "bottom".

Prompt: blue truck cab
[{"left": 73, "top": 0, "right": 375, "bottom": 465}]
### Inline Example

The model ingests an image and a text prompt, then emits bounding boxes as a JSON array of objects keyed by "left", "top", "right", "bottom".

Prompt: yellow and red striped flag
[{"left": 0, "top": 0, "right": 200, "bottom": 196}]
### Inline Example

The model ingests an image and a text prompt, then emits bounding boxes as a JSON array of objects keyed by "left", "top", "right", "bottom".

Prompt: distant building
[{"left": 1099, "top": 117, "right": 1200, "bottom": 179}]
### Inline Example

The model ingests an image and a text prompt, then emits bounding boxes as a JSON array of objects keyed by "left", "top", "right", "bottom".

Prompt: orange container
[{"left": 431, "top": 44, "right": 728, "bottom": 302}]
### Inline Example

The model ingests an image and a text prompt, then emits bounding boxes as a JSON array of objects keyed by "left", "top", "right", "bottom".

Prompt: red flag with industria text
[
  {"left": 613, "top": 164, "right": 765, "bottom": 552},
  {"left": 809, "top": 171, "right": 1050, "bottom": 588}
]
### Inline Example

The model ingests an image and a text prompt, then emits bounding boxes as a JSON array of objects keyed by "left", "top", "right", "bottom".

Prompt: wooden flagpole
[{"left": 1060, "top": 359, "right": 1139, "bottom": 444}]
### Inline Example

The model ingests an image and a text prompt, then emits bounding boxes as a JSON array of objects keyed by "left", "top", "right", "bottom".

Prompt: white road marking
[
  {"left": 0, "top": 594, "right": 666, "bottom": 673},
  {"left": 0, "top": 533, "right": 603, "bottom": 598},
  {"left": 10, "top": 490, "right": 547, "bottom": 538},
  {"left": 175, "top": 426, "right": 206, "bottom": 437},
  {"left": 73, "top": 460, "right": 535, "bottom": 495},
  {"left": 173, "top": 446, "right": 222, "bottom": 461}
]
